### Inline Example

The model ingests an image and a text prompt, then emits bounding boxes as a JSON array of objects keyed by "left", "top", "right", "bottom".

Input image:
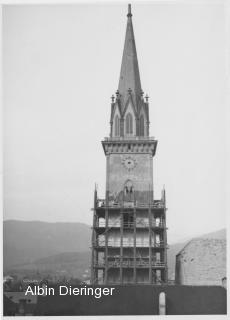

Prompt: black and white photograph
[{"left": 2, "top": 0, "right": 228, "bottom": 316}]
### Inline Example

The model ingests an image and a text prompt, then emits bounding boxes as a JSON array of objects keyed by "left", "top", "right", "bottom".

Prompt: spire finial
[{"left": 127, "top": 4, "right": 132, "bottom": 18}]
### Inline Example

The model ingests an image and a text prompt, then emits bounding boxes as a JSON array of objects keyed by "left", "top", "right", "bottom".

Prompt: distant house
[
  {"left": 3, "top": 295, "right": 17, "bottom": 316},
  {"left": 4, "top": 292, "right": 37, "bottom": 316},
  {"left": 175, "top": 238, "right": 226, "bottom": 286},
  {"left": 3, "top": 275, "right": 14, "bottom": 283}
]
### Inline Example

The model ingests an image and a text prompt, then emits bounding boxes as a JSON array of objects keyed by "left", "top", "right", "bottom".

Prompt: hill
[
  {"left": 198, "top": 228, "right": 226, "bottom": 240},
  {"left": 3, "top": 220, "right": 91, "bottom": 269},
  {"left": 4, "top": 220, "right": 226, "bottom": 281},
  {"left": 6, "top": 251, "right": 91, "bottom": 280}
]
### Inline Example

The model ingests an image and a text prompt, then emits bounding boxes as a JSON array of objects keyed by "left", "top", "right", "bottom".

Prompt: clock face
[{"left": 122, "top": 156, "right": 137, "bottom": 171}]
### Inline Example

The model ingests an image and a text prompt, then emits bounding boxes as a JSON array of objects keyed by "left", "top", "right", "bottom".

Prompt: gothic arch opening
[
  {"left": 139, "top": 114, "right": 145, "bottom": 136},
  {"left": 114, "top": 115, "right": 120, "bottom": 136},
  {"left": 123, "top": 180, "right": 134, "bottom": 202},
  {"left": 126, "top": 113, "right": 133, "bottom": 135}
]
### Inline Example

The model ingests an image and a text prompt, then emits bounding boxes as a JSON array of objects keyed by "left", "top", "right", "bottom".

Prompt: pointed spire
[{"left": 118, "top": 4, "right": 142, "bottom": 109}]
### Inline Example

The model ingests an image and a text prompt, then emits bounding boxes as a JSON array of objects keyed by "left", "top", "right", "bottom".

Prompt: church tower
[{"left": 91, "top": 4, "right": 168, "bottom": 285}]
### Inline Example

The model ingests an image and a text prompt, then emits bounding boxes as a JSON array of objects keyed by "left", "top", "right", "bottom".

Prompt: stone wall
[
  {"left": 107, "top": 153, "right": 153, "bottom": 203},
  {"left": 175, "top": 238, "right": 226, "bottom": 285}
]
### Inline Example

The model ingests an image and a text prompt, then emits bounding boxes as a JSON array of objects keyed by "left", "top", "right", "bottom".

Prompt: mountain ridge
[
  {"left": 3, "top": 220, "right": 226, "bottom": 280},
  {"left": 3, "top": 220, "right": 91, "bottom": 268}
]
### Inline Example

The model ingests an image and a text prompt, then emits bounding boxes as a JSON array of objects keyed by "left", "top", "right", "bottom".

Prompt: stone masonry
[{"left": 175, "top": 238, "right": 226, "bottom": 286}]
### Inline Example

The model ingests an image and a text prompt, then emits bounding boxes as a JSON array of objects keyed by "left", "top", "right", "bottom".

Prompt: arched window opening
[
  {"left": 123, "top": 180, "right": 134, "bottom": 202},
  {"left": 114, "top": 115, "right": 120, "bottom": 136},
  {"left": 126, "top": 113, "right": 133, "bottom": 134},
  {"left": 140, "top": 115, "right": 145, "bottom": 136}
]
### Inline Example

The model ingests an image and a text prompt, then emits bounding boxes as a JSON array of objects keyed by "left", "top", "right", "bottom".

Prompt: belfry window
[
  {"left": 126, "top": 113, "right": 133, "bottom": 134},
  {"left": 115, "top": 115, "right": 120, "bottom": 136},
  {"left": 140, "top": 115, "right": 144, "bottom": 136}
]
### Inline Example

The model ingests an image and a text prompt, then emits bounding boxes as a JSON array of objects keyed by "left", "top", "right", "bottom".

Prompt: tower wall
[{"left": 106, "top": 153, "right": 153, "bottom": 204}]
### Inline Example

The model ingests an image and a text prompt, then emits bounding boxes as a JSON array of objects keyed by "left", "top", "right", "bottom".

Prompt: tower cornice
[{"left": 102, "top": 137, "right": 158, "bottom": 156}]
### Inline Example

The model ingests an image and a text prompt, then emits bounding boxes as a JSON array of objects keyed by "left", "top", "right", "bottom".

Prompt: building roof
[{"left": 176, "top": 235, "right": 226, "bottom": 257}]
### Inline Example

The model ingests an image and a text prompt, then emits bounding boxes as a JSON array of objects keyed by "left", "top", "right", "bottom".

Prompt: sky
[{"left": 3, "top": 1, "right": 226, "bottom": 243}]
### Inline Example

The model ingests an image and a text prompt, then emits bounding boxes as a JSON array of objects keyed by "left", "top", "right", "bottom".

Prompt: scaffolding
[{"left": 91, "top": 187, "right": 168, "bottom": 285}]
